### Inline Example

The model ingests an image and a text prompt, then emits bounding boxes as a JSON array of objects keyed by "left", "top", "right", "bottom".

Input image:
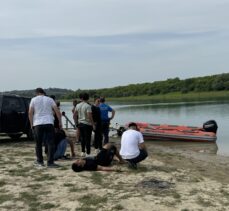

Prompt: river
[{"left": 60, "top": 100, "right": 229, "bottom": 157}]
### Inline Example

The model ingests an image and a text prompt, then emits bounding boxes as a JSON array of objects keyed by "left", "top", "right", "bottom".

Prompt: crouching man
[
  {"left": 119, "top": 122, "right": 148, "bottom": 169},
  {"left": 72, "top": 144, "right": 124, "bottom": 172}
]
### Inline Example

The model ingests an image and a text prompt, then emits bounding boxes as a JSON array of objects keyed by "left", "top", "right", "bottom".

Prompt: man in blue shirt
[{"left": 99, "top": 97, "right": 115, "bottom": 144}]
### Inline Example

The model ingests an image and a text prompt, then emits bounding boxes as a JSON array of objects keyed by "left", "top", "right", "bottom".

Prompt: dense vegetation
[
  {"left": 63, "top": 73, "right": 229, "bottom": 99},
  {"left": 1, "top": 73, "right": 229, "bottom": 101},
  {"left": 1, "top": 88, "right": 74, "bottom": 99}
]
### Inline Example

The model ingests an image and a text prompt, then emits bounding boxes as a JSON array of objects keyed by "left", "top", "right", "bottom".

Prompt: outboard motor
[{"left": 203, "top": 120, "right": 218, "bottom": 133}]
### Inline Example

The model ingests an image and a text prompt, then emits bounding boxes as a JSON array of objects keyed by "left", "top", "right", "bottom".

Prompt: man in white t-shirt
[
  {"left": 29, "top": 88, "right": 62, "bottom": 167},
  {"left": 120, "top": 122, "right": 148, "bottom": 169}
]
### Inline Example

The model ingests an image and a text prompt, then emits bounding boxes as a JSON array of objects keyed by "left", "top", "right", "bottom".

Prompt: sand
[{"left": 0, "top": 135, "right": 229, "bottom": 211}]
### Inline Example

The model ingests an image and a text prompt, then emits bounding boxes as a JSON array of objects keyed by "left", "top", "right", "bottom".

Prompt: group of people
[
  {"left": 72, "top": 93, "right": 115, "bottom": 157},
  {"left": 29, "top": 87, "right": 148, "bottom": 170}
]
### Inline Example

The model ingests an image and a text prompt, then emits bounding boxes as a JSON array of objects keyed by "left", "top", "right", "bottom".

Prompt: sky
[{"left": 0, "top": 0, "right": 229, "bottom": 92}]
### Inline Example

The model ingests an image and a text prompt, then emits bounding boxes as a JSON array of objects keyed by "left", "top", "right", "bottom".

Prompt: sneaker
[
  {"left": 34, "top": 161, "right": 45, "bottom": 167},
  {"left": 86, "top": 153, "right": 91, "bottom": 157},
  {"left": 81, "top": 152, "right": 86, "bottom": 157},
  {"left": 94, "top": 149, "right": 99, "bottom": 154},
  {"left": 47, "top": 163, "right": 60, "bottom": 168},
  {"left": 127, "top": 161, "right": 137, "bottom": 170}
]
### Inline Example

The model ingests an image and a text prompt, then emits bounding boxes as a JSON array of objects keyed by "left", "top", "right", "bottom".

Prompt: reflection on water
[{"left": 60, "top": 100, "right": 229, "bottom": 156}]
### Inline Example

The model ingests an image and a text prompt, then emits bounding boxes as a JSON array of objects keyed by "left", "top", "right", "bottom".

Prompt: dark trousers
[
  {"left": 33, "top": 124, "right": 55, "bottom": 164},
  {"left": 94, "top": 124, "right": 102, "bottom": 150},
  {"left": 101, "top": 121, "right": 110, "bottom": 144},
  {"left": 78, "top": 123, "right": 93, "bottom": 154},
  {"left": 126, "top": 149, "right": 148, "bottom": 164}
]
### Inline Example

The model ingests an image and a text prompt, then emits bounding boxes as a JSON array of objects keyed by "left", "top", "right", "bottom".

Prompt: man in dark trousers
[
  {"left": 29, "top": 88, "right": 62, "bottom": 168},
  {"left": 91, "top": 96, "right": 102, "bottom": 153},
  {"left": 99, "top": 97, "right": 115, "bottom": 144}
]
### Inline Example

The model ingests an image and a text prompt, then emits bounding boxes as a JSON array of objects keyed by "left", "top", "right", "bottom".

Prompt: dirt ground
[{"left": 0, "top": 135, "right": 229, "bottom": 211}]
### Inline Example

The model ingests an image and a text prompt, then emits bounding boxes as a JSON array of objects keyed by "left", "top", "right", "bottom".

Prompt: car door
[{"left": 1, "top": 96, "right": 27, "bottom": 133}]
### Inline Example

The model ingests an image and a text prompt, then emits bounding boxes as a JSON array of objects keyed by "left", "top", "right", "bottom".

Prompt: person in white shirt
[
  {"left": 29, "top": 88, "right": 62, "bottom": 167},
  {"left": 120, "top": 122, "right": 148, "bottom": 169}
]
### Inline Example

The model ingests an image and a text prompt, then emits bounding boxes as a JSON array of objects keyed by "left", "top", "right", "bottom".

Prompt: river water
[{"left": 60, "top": 100, "right": 229, "bottom": 157}]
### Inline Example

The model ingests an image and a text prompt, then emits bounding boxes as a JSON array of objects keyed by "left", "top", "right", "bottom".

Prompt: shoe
[
  {"left": 94, "top": 149, "right": 99, "bottom": 154},
  {"left": 47, "top": 163, "right": 60, "bottom": 168},
  {"left": 127, "top": 161, "right": 137, "bottom": 170},
  {"left": 34, "top": 161, "right": 45, "bottom": 167},
  {"left": 81, "top": 152, "right": 86, "bottom": 157},
  {"left": 86, "top": 153, "right": 91, "bottom": 157}
]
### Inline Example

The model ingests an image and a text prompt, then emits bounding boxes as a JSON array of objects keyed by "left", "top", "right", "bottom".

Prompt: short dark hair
[
  {"left": 35, "top": 87, "right": 45, "bottom": 95},
  {"left": 72, "top": 163, "right": 84, "bottom": 172},
  {"left": 128, "top": 122, "right": 138, "bottom": 128},
  {"left": 100, "top": 97, "right": 105, "bottom": 103},
  {"left": 81, "top": 92, "right": 89, "bottom": 101}
]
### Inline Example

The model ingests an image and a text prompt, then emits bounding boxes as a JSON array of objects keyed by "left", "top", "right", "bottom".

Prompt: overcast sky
[{"left": 0, "top": 0, "right": 228, "bottom": 91}]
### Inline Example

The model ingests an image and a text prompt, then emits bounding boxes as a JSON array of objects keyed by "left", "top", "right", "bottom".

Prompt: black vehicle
[{"left": 0, "top": 94, "right": 32, "bottom": 139}]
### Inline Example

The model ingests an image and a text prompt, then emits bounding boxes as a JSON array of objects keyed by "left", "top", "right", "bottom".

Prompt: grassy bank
[{"left": 107, "top": 91, "right": 229, "bottom": 103}]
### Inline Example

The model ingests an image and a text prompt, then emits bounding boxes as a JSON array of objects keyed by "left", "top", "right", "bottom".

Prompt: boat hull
[{"left": 135, "top": 123, "right": 217, "bottom": 142}]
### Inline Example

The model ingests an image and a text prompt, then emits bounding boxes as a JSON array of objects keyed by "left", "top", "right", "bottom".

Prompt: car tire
[{"left": 8, "top": 133, "right": 23, "bottom": 139}]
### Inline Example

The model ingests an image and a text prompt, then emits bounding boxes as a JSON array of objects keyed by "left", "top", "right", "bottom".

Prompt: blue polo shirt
[{"left": 99, "top": 103, "right": 113, "bottom": 122}]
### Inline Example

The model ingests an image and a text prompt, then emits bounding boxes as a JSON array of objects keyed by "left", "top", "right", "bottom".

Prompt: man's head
[
  {"left": 35, "top": 87, "right": 46, "bottom": 95},
  {"left": 72, "top": 159, "right": 86, "bottom": 172},
  {"left": 128, "top": 122, "right": 138, "bottom": 130},
  {"left": 81, "top": 92, "right": 89, "bottom": 101},
  {"left": 100, "top": 97, "right": 105, "bottom": 103},
  {"left": 94, "top": 96, "right": 100, "bottom": 105}
]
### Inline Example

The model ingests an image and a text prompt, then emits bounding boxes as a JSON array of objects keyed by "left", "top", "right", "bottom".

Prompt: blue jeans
[{"left": 54, "top": 139, "right": 67, "bottom": 160}]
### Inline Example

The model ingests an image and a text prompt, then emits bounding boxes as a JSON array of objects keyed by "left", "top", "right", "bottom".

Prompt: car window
[{"left": 2, "top": 97, "right": 24, "bottom": 112}]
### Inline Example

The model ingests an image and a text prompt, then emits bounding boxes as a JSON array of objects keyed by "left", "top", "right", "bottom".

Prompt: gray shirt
[{"left": 76, "top": 102, "right": 92, "bottom": 125}]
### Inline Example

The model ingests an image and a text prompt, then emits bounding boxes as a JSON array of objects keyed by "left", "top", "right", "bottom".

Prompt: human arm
[
  {"left": 97, "top": 165, "right": 122, "bottom": 172},
  {"left": 28, "top": 106, "right": 34, "bottom": 129},
  {"left": 110, "top": 109, "right": 115, "bottom": 120},
  {"left": 139, "top": 142, "right": 147, "bottom": 151},
  {"left": 73, "top": 109, "right": 78, "bottom": 126},
  {"left": 88, "top": 111, "right": 95, "bottom": 130},
  {"left": 53, "top": 105, "right": 62, "bottom": 129}
]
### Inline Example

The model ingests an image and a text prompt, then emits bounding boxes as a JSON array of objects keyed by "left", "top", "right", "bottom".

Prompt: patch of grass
[
  {"left": 112, "top": 204, "right": 124, "bottom": 210},
  {"left": 220, "top": 189, "right": 229, "bottom": 198},
  {"left": 26, "top": 183, "right": 43, "bottom": 190},
  {"left": 69, "top": 186, "right": 88, "bottom": 192},
  {"left": 33, "top": 174, "right": 57, "bottom": 182},
  {"left": 150, "top": 165, "right": 177, "bottom": 173},
  {"left": 78, "top": 194, "right": 107, "bottom": 209},
  {"left": 197, "top": 196, "right": 214, "bottom": 207},
  {"left": 0, "top": 193, "right": 14, "bottom": 204},
  {"left": 8, "top": 166, "right": 32, "bottom": 177},
  {"left": 90, "top": 172, "right": 104, "bottom": 185},
  {"left": 63, "top": 183, "right": 75, "bottom": 187},
  {"left": 0, "top": 180, "right": 7, "bottom": 187},
  {"left": 189, "top": 189, "right": 199, "bottom": 196},
  {"left": 40, "top": 203, "right": 56, "bottom": 209}
]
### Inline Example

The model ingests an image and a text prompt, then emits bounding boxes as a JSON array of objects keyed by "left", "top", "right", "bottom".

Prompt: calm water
[{"left": 60, "top": 100, "right": 229, "bottom": 157}]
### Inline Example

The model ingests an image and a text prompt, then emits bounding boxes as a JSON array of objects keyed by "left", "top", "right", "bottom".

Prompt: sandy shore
[{"left": 0, "top": 135, "right": 229, "bottom": 211}]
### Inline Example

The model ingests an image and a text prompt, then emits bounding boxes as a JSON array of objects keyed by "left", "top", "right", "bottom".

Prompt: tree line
[
  {"left": 63, "top": 73, "right": 229, "bottom": 99},
  {"left": 2, "top": 73, "right": 229, "bottom": 99}
]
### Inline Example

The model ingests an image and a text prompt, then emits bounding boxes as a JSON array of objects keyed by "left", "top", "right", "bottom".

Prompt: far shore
[{"left": 61, "top": 90, "right": 229, "bottom": 103}]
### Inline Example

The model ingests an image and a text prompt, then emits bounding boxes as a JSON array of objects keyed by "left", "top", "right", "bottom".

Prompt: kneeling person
[
  {"left": 72, "top": 144, "right": 124, "bottom": 172},
  {"left": 120, "top": 122, "right": 148, "bottom": 169}
]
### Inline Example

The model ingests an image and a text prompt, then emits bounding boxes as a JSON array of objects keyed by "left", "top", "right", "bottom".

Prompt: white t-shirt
[
  {"left": 30, "top": 95, "right": 56, "bottom": 126},
  {"left": 120, "top": 129, "right": 144, "bottom": 159}
]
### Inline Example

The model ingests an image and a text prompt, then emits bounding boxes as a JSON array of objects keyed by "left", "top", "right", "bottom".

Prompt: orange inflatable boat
[{"left": 120, "top": 120, "right": 218, "bottom": 142}]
